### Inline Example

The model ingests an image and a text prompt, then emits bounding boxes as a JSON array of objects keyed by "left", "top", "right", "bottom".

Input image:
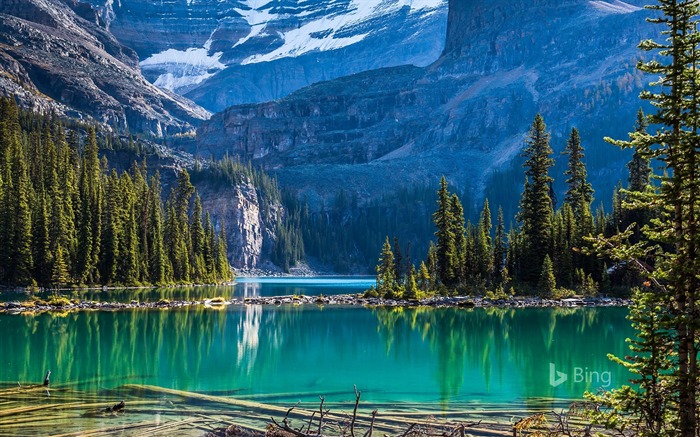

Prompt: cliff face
[
  {"left": 195, "top": 0, "right": 655, "bottom": 207},
  {"left": 0, "top": 0, "right": 209, "bottom": 136},
  {"left": 196, "top": 179, "right": 281, "bottom": 269},
  {"left": 87, "top": 0, "right": 447, "bottom": 112}
]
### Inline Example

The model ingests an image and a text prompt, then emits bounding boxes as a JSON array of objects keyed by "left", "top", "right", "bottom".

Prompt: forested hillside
[{"left": 0, "top": 97, "right": 231, "bottom": 287}]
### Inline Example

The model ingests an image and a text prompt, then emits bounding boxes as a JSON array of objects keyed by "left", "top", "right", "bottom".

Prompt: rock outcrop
[
  {"left": 195, "top": 178, "right": 281, "bottom": 269},
  {"left": 195, "top": 0, "right": 654, "bottom": 207},
  {"left": 0, "top": 0, "right": 209, "bottom": 136}
]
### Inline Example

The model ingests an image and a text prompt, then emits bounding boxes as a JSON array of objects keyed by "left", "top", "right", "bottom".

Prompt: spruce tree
[
  {"left": 598, "top": 1, "right": 700, "bottom": 433},
  {"left": 51, "top": 244, "right": 69, "bottom": 287},
  {"left": 538, "top": 254, "right": 556, "bottom": 297},
  {"left": 493, "top": 207, "right": 507, "bottom": 282},
  {"left": 190, "top": 194, "right": 206, "bottom": 282},
  {"left": 77, "top": 127, "right": 102, "bottom": 284},
  {"left": 563, "top": 128, "right": 594, "bottom": 220},
  {"left": 7, "top": 104, "right": 33, "bottom": 285},
  {"left": 433, "top": 177, "right": 457, "bottom": 286},
  {"left": 148, "top": 173, "right": 167, "bottom": 285},
  {"left": 627, "top": 108, "right": 652, "bottom": 192},
  {"left": 450, "top": 194, "right": 466, "bottom": 286},
  {"left": 518, "top": 115, "right": 555, "bottom": 284},
  {"left": 376, "top": 236, "right": 397, "bottom": 296}
]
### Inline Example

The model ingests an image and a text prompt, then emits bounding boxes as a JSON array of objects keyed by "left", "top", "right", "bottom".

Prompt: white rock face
[{"left": 197, "top": 177, "right": 280, "bottom": 269}]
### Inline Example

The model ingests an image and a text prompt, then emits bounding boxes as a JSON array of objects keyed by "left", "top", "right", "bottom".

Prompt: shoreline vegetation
[
  {"left": 365, "top": 116, "right": 651, "bottom": 303},
  {"left": 0, "top": 292, "right": 630, "bottom": 314}
]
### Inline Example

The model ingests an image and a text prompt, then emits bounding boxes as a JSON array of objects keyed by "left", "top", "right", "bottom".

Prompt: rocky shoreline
[{"left": 0, "top": 294, "right": 631, "bottom": 314}]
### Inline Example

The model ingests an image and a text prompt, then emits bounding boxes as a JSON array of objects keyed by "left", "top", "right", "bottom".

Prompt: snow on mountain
[
  {"left": 589, "top": 1, "right": 642, "bottom": 14},
  {"left": 89, "top": 0, "right": 447, "bottom": 110},
  {"left": 141, "top": 48, "right": 225, "bottom": 91},
  {"left": 238, "top": 0, "right": 442, "bottom": 64}
]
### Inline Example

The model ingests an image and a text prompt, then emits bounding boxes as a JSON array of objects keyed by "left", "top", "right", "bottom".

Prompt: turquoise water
[
  {"left": 0, "top": 276, "right": 376, "bottom": 303},
  {"left": 0, "top": 292, "right": 633, "bottom": 407}
]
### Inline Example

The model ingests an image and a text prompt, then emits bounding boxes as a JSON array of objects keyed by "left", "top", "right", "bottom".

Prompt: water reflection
[{"left": 0, "top": 306, "right": 632, "bottom": 407}]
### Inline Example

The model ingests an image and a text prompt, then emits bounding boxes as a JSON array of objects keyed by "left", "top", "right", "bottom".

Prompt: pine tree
[
  {"left": 518, "top": 115, "right": 555, "bottom": 284},
  {"left": 450, "top": 194, "right": 466, "bottom": 286},
  {"left": 148, "top": 173, "right": 167, "bottom": 285},
  {"left": 493, "top": 207, "right": 507, "bottom": 283},
  {"left": 599, "top": 2, "right": 700, "bottom": 433},
  {"left": 32, "top": 190, "right": 50, "bottom": 285},
  {"left": 538, "top": 254, "right": 556, "bottom": 297},
  {"left": 417, "top": 261, "right": 431, "bottom": 292},
  {"left": 101, "top": 171, "right": 120, "bottom": 284},
  {"left": 190, "top": 194, "right": 206, "bottom": 282},
  {"left": 563, "top": 128, "right": 594, "bottom": 220},
  {"left": 393, "top": 236, "right": 404, "bottom": 283},
  {"left": 403, "top": 263, "right": 418, "bottom": 299},
  {"left": 77, "top": 127, "right": 102, "bottom": 284},
  {"left": 7, "top": 103, "right": 33, "bottom": 285},
  {"left": 51, "top": 244, "right": 69, "bottom": 287},
  {"left": 433, "top": 177, "right": 457, "bottom": 286},
  {"left": 215, "top": 225, "right": 231, "bottom": 282},
  {"left": 627, "top": 108, "right": 653, "bottom": 192},
  {"left": 376, "top": 237, "right": 397, "bottom": 297},
  {"left": 477, "top": 200, "right": 493, "bottom": 281}
]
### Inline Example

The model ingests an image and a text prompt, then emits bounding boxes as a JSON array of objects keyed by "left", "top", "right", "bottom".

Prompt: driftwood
[
  {"left": 104, "top": 400, "right": 125, "bottom": 413},
  {"left": 268, "top": 387, "right": 487, "bottom": 437}
]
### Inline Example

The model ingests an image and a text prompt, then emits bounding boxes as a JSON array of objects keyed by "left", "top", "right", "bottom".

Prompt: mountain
[
  {"left": 0, "top": 0, "right": 209, "bottom": 136},
  {"left": 87, "top": 0, "right": 447, "bottom": 112},
  {"left": 194, "top": 0, "right": 654, "bottom": 212}
]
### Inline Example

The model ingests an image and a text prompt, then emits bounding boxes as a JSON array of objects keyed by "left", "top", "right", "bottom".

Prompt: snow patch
[
  {"left": 235, "top": 0, "right": 445, "bottom": 64},
  {"left": 589, "top": 1, "right": 642, "bottom": 14},
  {"left": 153, "top": 72, "right": 215, "bottom": 91},
  {"left": 141, "top": 48, "right": 225, "bottom": 69},
  {"left": 140, "top": 48, "right": 225, "bottom": 91}
]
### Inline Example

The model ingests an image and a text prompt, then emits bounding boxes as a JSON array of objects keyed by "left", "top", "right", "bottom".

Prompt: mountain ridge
[{"left": 0, "top": 0, "right": 209, "bottom": 136}]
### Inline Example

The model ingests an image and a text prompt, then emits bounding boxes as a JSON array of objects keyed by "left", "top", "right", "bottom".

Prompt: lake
[{"left": 0, "top": 278, "right": 634, "bottom": 434}]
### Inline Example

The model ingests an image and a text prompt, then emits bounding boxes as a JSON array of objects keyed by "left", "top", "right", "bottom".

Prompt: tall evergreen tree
[
  {"left": 493, "top": 207, "right": 507, "bottom": 283},
  {"left": 599, "top": 2, "right": 700, "bottom": 434},
  {"left": 375, "top": 236, "right": 397, "bottom": 296},
  {"left": 518, "top": 114, "right": 555, "bottom": 284},
  {"left": 433, "top": 177, "right": 457, "bottom": 286},
  {"left": 450, "top": 194, "right": 466, "bottom": 285},
  {"left": 148, "top": 173, "right": 167, "bottom": 285},
  {"left": 563, "top": 128, "right": 594, "bottom": 220},
  {"left": 77, "top": 127, "right": 102, "bottom": 284},
  {"left": 627, "top": 108, "right": 653, "bottom": 192}
]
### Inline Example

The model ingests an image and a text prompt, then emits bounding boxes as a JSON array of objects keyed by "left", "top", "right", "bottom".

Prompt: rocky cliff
[
  {"left": 0, "top": 0, "right": 209, "bottom": 136},
  {"left": 195, "top": 0, "right": 654, "bottom": 208},
  {"left": 87, "top": 0, "right": 447, "bottom": 112},
  {"left": 196, "top": 179, "right": 281, "bottom": 269}
]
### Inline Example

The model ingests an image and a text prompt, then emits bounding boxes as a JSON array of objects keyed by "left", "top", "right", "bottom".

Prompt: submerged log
[{"left": 104, "top": 400, "right": 125, "bottom": 413}]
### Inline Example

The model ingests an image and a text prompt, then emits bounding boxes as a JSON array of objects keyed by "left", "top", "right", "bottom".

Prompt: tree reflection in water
[{"left": 0, "top": 305, "right": 631, "bottom": 408}]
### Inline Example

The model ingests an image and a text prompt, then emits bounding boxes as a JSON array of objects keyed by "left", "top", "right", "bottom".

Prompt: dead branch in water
[{"left": 267, "top": 387, "right": 485, "bottom": 437}]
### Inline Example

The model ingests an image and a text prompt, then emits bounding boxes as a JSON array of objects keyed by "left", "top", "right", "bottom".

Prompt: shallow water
[{"left": 0, "top": 278, "right": 634, "bottom": 434}]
